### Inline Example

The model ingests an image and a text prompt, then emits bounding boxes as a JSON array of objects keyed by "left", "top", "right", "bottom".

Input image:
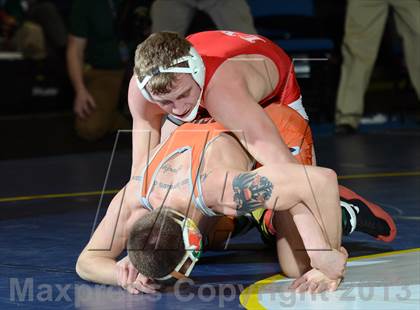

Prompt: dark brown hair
[{"left": 127, "top": 208, "right": 185, "bottom": 278}]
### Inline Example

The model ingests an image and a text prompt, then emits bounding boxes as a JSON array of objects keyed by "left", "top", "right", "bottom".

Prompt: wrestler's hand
[
  {"left": 116, "top": 256, "right": 161, "bottom": 294},
  {"left": 289, "top": 268, "right": 343, "bottom": 294},
  {"left": 311, "top": 246, "right": 348, "bottom": 280},
  {"left": 74, "top": 88, "right": 96, "bottom": 119}
]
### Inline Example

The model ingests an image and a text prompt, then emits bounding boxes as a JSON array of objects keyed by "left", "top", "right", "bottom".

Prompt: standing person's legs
[
  {"left": 75, "top": 68, "right": 129, "bottom": 141},
  {"left": 150, "top": 0, "right": 196, "bottom": 36},
  {"left": 391, "top": 0, "right": 420, "bottom": 99},
  {"left": 202, "top": 0, "right": 257, "bottom": 34},
  {"left": 335, "top": 0, "right": 389, "bottom": 130}
]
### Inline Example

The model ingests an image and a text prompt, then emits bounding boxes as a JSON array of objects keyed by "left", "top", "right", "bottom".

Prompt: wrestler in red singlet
[{"left": 187, "top": 30, "right": 303, "bottom": 113}]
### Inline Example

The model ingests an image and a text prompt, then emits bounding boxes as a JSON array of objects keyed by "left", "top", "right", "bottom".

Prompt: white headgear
[
  {"left": 154, "top": 209, "right": 203, "bottom": 282},
  {"left": 136, "top": 46, "right": 205, "bottom": 122}
]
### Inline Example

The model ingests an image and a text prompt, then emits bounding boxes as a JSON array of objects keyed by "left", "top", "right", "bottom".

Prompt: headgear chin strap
[
  {"left": 136, "top": 46, "right": 205, "bottom": 123},
  {"left": 155, "top": 209, "right": 203, "bottom": 282}
]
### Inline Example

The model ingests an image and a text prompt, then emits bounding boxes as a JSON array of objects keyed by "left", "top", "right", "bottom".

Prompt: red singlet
[{"left": 187, "top": 30, "right": 301, "bottom": 106}]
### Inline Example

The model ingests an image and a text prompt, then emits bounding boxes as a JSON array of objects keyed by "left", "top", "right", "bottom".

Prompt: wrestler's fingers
[
  {"left": 289, "top": 276, "right": 307, "bottom": 290},
  {"left": 328, "top": 280, "right": 340, "bottom": 292},
  {"left": 136, "top": 273, "right": 153, "bottom": 285},
  {"left": 308, "top": 281, "right": 319, "bottom": 294},
  {"left": 126, "top": 285, "right": 140, "bottom": 295},
  {"left": 295, "top": 281, "right": 310, "bottom": 293},
  {"left": 143, "top": 278, "right": 162, "bottom": 290},
  {"left": 136, "top": 274, "right": 161, "bottom": 291},
  {"left": 140, "top": 279, "right": 161, "bottom": 291},
  {"left": 132, "top": 281, "right": 158, "bottom": 294},
  {"left": 127, "top": 265, "right": 139, "bottom": 284},
  {"left": 315, "top": 282, "right": 328, "bottom": 294}
]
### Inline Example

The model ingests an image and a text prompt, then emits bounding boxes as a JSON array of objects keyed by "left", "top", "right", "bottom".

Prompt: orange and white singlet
[{"left": 137, "top": 104, "right": 313, "bottom": 215}]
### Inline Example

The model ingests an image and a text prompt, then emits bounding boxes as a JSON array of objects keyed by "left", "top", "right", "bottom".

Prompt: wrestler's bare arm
[
  {"left": 205, "top": 165, "right": 341, "bottom": 240},
  {"left": 205, "top": 66, "right": 296, "bottom": 166},
  {"left": 128, "top": 75, "right": 164, "bottom": 176},
  {"left": 288, "top": 204, "right": 347, "bottom": 289},
  {"left": 203, "top": 164, "right": 346, "bottom": 279},
  {"left": 76, "top": 180, "right": 146, "bottom": 285}
]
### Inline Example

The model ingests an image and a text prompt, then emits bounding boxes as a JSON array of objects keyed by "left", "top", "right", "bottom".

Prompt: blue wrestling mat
[{"left": 1, "top": 130, "right": 420, "bottom": 309}]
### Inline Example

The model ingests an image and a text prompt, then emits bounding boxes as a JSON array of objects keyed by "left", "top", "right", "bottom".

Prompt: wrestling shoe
[{"left": 339, "top": 186, "right": 397, "bottom": 242}]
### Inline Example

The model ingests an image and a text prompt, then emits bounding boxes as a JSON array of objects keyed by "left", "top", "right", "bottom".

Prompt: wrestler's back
[
  {"left": 146, "top": 132, "right": 252, "bottom": 213},
  {"left": 147, "top": 150, "right": 193, "bottom": 212}
]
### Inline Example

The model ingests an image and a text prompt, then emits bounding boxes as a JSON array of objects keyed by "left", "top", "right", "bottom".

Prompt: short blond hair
[{"left": 134, "top": 32, "right": 191, "bottom": 95}]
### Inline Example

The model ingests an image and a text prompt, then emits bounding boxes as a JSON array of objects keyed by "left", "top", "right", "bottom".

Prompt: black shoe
[
  {"left": 341, "top": 198, "right": 391, "bottom": 239},
  {"left": 335, "top": 124, "right": 356, "bottom": 135}
]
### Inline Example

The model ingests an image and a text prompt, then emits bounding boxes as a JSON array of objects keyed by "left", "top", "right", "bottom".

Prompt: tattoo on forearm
[{"left": 232, "top": 172, "right": 273, "bottom": 213}]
